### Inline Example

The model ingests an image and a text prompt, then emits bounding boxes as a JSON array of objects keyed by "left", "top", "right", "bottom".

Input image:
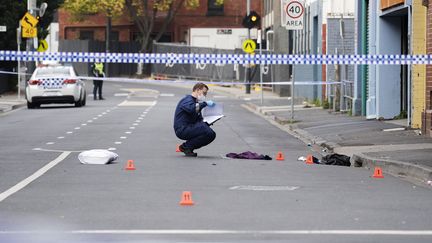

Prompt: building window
[
  {"left": 207, "top": 0, "right": 224, "bottom": 16},
  {"left": 79, "top": 30, "right": 94, "bottom": 40}
]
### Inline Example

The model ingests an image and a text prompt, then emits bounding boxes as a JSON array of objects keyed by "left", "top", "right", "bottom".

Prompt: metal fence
[
  {"left": 152, "top": 42, "right": 273, "bottom": 84},
  {"left": 59, "top": 40, "right": 140, "bottom": 77}
]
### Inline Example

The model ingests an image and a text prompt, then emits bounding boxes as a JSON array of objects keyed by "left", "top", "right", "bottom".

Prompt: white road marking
[
  {"left": 118, "top": 101, "right": 157, "bottom": 107},
  {"left": 1, "top": 230, "right": 432, "bottom": 236},
  {"left": 129, "top": 127, "right": 135, "bottom": 129},
  {"left": 114, "top": 142, "right": 122, "bottom": 145},
  {"left": 87, "top": 120, "right": 93, "bottom": 123},
  {"left": 133, "top": 123, "right": 138, "bottom": 126},
  {"left": 160, "top": 93, "right": 175, "bottom": 97},
  {"left": 57, "top": 137, "right": 64, "bottom": 139},
  {"left": 138, "top": 117, "right": 144, "bottom": 120},
  {"left": 66, "top": 131, "right": 73, "bottom": 134},
  {"left": 120, "top": 136, "right": 127, "bottom": 139},
  {"left": 125, "top": 131, "right": 132, "bottom": 134},
  {"left": 33, "top": 148, "right": 41, "bottom": 151},
  {"left": 114, "top": 93, "right": 129, "bottom": 97},
  {"left": 74, "top": 127, "right": 80, "bottom": 130},
  {"left": 102, "top": 112, "right": 107, "bottom": 115},
  {"left": 98, "top": 115, "right": 102, "bottom": 117},
  {"left": 81, "top": 123, "right": 87, "bottom": 126},
  {"left": 383, "top": 127, "right": 405, "bottom": 132},
  {"left": 229, "top": 185, "right": 300, "bottom": 191},
  {"left": 0, "top": 151, "right": 71, "bottom": 202},
  {"left": 46, "top": 142, "right": 54, "bottom": 145},
  {"left": 107, "top": 148, "right": 116, "bottom": 151},
  {"left": 135, "top": 120, "right": 140, "bottom": 123}
]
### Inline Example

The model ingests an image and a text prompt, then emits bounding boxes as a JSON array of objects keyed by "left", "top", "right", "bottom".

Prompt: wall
[
  {"left": 411, "top": 0, "right": 427, "bottom": 129},
  {"left": 376, "top": 16, "right": 402, "bottom": 119}
]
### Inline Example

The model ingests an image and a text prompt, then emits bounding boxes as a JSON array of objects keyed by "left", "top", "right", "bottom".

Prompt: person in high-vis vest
[{"left": 91, "top": 62, "right": 105, "bottom": 100}]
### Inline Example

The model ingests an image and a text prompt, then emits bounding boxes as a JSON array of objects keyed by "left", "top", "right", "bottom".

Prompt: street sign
[
  {"left": 21, "top": 12, "right": 39, "bottom": 29},
  {"left": 242, "top": 39, "right": 256, "bottom": 54},
  {"left": 37, "top": 39, "right": 48, "bottom": 52},
  {"left": 22, "top": 27, "right": 37, "bottom": 38},
  {"left": 281, "top": 0, "right": 305, "bottom": 30},
  {"left": 0, "top": 26, "right": 6, "bottom": 32}
]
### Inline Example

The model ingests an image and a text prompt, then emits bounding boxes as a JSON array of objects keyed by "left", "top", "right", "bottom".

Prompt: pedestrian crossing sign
[{"left": 242, "top": 39, "right": 256, "bottom": 54}]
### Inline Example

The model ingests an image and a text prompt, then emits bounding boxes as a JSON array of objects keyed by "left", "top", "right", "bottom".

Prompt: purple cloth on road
[{"left": 226, "top": 151, "right": 272, "bottom": 160}]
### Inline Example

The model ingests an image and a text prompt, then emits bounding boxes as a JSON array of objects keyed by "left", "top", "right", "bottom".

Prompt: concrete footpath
[
  {"left": 208, "top": 85, "right": 432, "bottom": 186},
  {"left": 0, "top": 92, "right": 26, "bottom": 113},
  {"left": 2, "top": 84, "right": 432, "bottom": 186}
]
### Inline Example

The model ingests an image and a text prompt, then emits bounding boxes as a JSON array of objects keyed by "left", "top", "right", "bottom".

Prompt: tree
[
  {"left": 125, "top": 0, "right": 223, "bottom": 52},
  {"left": 0, "top": 0, "right": 63, "bottom": 92},
  {"left": 63, "top": 0, "right": 224, "bottom": 53}
]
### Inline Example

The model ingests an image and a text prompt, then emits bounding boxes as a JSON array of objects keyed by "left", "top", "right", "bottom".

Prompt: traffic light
[{"left": 242, "top": 11, "right": 261, "bottom": 29}]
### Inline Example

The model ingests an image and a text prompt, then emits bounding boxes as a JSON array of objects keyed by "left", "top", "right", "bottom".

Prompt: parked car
[{"left": 25, "top": 64, "right": 86, "bottom": 109}]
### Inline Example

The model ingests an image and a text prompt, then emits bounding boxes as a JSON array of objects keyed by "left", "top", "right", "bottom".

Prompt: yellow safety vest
[{"left": 94, "top": 63, "right": 104, "bottom": 74}]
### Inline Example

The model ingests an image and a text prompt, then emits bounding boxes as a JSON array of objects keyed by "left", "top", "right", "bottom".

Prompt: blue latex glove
[{"left": 206, "top": 100, "right": 215, "bottom": 107}]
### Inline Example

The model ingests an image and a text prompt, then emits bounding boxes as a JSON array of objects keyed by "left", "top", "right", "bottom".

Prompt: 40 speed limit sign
[{"left": 281, "top": 0, "right": 305, "bottom": 30}]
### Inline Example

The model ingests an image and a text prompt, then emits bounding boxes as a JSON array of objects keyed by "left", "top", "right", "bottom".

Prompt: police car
[{"left": 25, "top": 64, "right": 86, "bottom": 109}]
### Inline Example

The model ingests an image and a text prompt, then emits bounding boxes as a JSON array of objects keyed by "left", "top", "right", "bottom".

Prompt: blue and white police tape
[
  {"left": 1, "top": 51, "right": 432, "bottom": 65},
  {"left": 0, "top": 70, "right": 342, "bottom": 86}
]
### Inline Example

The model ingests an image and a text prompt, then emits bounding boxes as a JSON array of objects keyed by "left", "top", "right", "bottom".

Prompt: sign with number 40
[{"left": 281, "top": 0, "right": 305, "bottom": 30}]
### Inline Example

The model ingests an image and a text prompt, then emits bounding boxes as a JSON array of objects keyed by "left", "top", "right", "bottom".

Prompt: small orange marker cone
[
  {"left": 276, "top": 151, "right": 285, "bottom": 161},
  {"left": 372, "top": 167, "right": 384, "bottom": 178},
  {"left": 125, "top": 160, "right": 136, "bottom": 170},
  {"left": 176, "top": 144, "right": 181, "bottom": 153},
  {"left": 179, "top": 191, "right": 194, "bottom": 206},
  {"left": 306, "top": 155, "right": 314, "bottom": 164}
]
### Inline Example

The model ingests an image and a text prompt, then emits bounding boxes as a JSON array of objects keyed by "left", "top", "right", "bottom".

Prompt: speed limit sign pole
[{"left": 281, "top": 0, "right": 304, "bottom": 121}]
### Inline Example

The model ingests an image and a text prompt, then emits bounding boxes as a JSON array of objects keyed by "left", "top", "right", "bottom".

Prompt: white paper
[{"left": 202, "top": 103, "right": 224, "bottom": 125}]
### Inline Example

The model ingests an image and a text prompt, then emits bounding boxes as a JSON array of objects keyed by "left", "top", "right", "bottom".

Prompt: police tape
[
  {"left": 1, "top": 51, "right": 432, "bottom": 65},
  {"left": 0, "top": 70, "right": 342, "bottom": 86}
]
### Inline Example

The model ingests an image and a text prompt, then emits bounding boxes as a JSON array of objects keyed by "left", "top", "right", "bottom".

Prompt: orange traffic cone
[
  {"left": 372, "top": 167, "right": 384, "bottom": 178},
  {"left": 276, "top": 151, "right": 285, "bottom": 161},
  {"left": 125, "top": 160, "right": 136, "bottom": 170},
  {"left": 179, "top": 191, "right": 194, "bottom": 206},
  {"left": 306, "top": 155, "right": 314, "bottom": 164},
  {"left": 176, "top": 144, "right": 181, "bottom": 153}
]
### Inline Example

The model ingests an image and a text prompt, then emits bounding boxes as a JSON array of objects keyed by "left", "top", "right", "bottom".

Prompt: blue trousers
[{"left": 175, "top": 122, "right": 216, "bottom": 150}]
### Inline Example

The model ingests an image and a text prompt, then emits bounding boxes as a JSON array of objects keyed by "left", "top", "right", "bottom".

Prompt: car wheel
[
  {"left": 27, "top": 101, "right": 38, "bottom": 109},
  {"left": 81, "top": 91, "right": 86, "bottom": 106},
  {"left": 75, "top": 98, "right": 83, "bottom": 107}
]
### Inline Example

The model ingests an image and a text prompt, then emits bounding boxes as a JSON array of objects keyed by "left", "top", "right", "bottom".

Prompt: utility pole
[
  {"left": 106, "top": 8, "right": 112, "bottom": 77},
  {"left": 245, "top": 0, "right": 251, "bottom": 94}
]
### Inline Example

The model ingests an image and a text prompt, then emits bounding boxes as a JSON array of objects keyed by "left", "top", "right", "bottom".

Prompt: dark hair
[{"left": 192, "top": 83, "right": 209, "bottom": 92}]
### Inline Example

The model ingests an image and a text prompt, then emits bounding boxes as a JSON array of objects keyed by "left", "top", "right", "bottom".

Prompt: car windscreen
[{"left": 35, "top": 67, "right": 71, "bottom": 77}]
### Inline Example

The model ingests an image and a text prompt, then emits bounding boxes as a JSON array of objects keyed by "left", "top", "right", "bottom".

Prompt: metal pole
[
  {"left": 17, "top": 27, "right": 21, "bottom": 100},
  {"left": 259, "top": 30, "right": 263, "bottom": 105},
  {"left": 290, "top": 30, "right": 295, "bottom": 121},
  {"left": 106, "top": 12, "right": 111, "bottom": 77},
  {"left": 245, "top": 0, "right": 251, "bottom": 94}
]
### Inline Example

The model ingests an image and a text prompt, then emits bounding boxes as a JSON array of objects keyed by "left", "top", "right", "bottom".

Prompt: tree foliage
[
  {"left": 0, "top": 0, "right": 63, "bottom": 91},
  {"left": 62, "top": 0, "right": 125, "bottom": 19},
  {"left": 62, "top": 0, "right": 224, "bottom": 52}
]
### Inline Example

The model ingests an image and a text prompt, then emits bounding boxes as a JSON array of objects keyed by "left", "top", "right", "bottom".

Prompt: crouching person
[{"left": 173, "top": 83, "right": 216, "bottom": 157}]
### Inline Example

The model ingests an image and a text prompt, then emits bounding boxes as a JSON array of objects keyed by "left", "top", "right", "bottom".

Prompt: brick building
[{"left": 59, "top": 0, "right": 262, "bottom": 43}]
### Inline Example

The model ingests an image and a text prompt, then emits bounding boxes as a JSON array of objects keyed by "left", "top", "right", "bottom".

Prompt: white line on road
[
  {"left": 66, "top": 131, "right": 73, "bottom": 134},
  {"left": 229, "top": 185, "right": 300, "bottom": 191},
  {"left": 0, "top": 152, "right": 71, "bottom": 203},
  {"left": 1, "top": 230, "right": 432, "bottom": 236},
  {"left": 46, "top": 142, "right": 54, "bottom": 145}
]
